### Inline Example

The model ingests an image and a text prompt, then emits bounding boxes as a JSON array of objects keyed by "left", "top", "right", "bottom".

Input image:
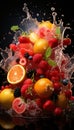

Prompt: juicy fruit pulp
[
  {"left": 7, "top": 64, "right": 26, "bottom": 85},
  {"left": 12, "top": 97, "right": 26, "bottom": 114}
]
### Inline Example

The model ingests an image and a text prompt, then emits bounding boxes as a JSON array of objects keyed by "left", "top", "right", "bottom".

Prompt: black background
[{"left": 0, "top": 0, "right": 74, "bottom": 130}]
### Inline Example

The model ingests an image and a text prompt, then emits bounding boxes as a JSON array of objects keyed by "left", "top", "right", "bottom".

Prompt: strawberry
[
  {"left": 33, "top": 53, "right": 43, "bottom": 64},
  {"left": 43, "top": 100, "right": 55, "bottom": 112},
  {"left": 48, "top": 38, "right": 58, "bottom": 48},
  {"left": 18, "top": 36, "right": 32, "bottom": 43}
]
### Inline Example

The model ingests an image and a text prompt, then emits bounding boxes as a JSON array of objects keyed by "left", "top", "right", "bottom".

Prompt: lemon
[{"left": 0, "top": 88, "right": 14, "bottom": 109}]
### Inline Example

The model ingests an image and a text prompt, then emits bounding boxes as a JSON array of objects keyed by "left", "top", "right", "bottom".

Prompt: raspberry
[
  {"left": 33, "top": 53, "right": 42, "bottom": 64},
  {"left": 36, "top": 68, "right": 43, "bottom": 75},
  {"left": 9, "top": 43, "right": 17, "bottom": 51},
  {"left": 53, "top": 82, "right": 61, "bottom": 92},
  {"left": 38, "top": 60, "right": 48, "bottom": 71},
  {"left": 19, "top": 57, "right": 27, "bottom": 66}
]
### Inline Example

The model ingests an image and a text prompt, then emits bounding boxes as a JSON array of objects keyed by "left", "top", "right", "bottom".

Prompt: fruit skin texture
[
  {"left": 33, "top": 38, "right": 48, "bottom": 54},
  {"left": 43, "top": 100, "right": 55, "bottom": 112},
  {"left": 54, "top": 107, "right": 63, "bottom": 116},
  {"left": 0, "top": 88, "right": 14, "bottom": 109},
  {"left": 34, "top": 78, "right": 54, "bottom": 98},
  {"left": 56, "top": 93, "right": 68, "bottom": 109},
  {"left": 12, "top": 97, "right": 26, "bottom": 114}
]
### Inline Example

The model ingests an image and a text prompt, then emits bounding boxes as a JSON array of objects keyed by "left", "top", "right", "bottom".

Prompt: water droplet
[{"left": 51, "top": 7, "right": 55, "bottom": 11}]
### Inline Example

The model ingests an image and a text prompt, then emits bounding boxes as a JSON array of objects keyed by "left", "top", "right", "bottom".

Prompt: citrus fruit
[
  {"left": 39, "top": 21, "right": 53, "bottom": 29},
  {"left": 34, "top": 78, "right": 54, "bottom": 98},
  {"left": 33, "top": 38, "right": 48, "bottom": 54},
  {"left": 12, "top": 97, "right": 26, "bottom": 114},
  {"left": 7, "top": 64, "right": 26, "bottom": 85},
  {"left": 56, "top": 93, "right": 68, "bottom": 109},
  {"left": 29, "top": 32, "right": 39, "bottom": 43},
  {"left": 0, "top": 88, "right": 14, "bottom": 109}
]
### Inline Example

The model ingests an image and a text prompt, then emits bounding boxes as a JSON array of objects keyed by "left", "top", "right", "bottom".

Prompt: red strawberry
[
  {"left": 33, "top": 53, "right": 43, "bottom": 64},
  {"left": 18, "top": 36, "right": 32, "bottom": 43},
  {"left": 48, "top": 38, "right": 58, "bottom": 48},
  {"left": 43, "top": 100, "right": 55, "bottom": 112},
  {"left": 21, "top": 84, "right": 33, "bottom": 99},
  {"left": 23, "top": 78, "right": 33, "bottom": 85}
]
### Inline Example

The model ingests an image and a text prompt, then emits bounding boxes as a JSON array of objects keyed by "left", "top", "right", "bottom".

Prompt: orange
[
  {"left": 7, "top": 64, "right": 26, "bottom": 85},
  {"left": 33, "top": 38, "right": 48, "bottom": 54},
  {"left": 34, "top": 78, "right": 54, "bottom": 98}
]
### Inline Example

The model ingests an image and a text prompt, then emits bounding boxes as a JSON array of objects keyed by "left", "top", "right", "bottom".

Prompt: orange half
[{"left": 7, "top": 64, "right": 26, "bottom": 85}]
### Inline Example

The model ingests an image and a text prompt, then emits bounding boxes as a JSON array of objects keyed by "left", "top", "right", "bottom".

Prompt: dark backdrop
[{"left": 0, "top": 0, "right": 74, "bottom": 130}]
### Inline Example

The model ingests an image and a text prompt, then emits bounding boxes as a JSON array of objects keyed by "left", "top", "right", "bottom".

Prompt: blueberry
[
  {"left": 62, "top": 79, "right": 69, "bottom": 86},
  {"left": 14, "top": 87, "right": 21, "bottom": 97},
  {"left": 24, "top": 53, "right": 29, "bottom": 58},
  {"left": 28, "top": 55, "right": 33, "bottom": 60},
  {"left": 26, "top": 69, "right": 36, "bottom": 78}
]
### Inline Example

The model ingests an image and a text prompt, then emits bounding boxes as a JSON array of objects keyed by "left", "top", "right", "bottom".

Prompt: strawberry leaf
[
  {"left": 47, "top": 59, "right": 57, "bottom": 67},
  {"left": 11, "top": 25, "right": 20, "bottom": 32},
  {"left": 44, "top": 47, "right": 52, "bottom": 59}
]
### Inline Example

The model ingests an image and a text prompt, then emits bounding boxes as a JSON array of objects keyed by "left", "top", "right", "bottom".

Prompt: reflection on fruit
[
  {"left": 34, "top": 78, "right": 54, "bottom": 98},
  {"left": 0, "top": 113, "right": 15, "bottom": 129},
  {"left": 7, "top": 64, "right": 26, "bottom": 85},
  {"left": 29, "top": 32, "right": 39, "bottom": 43},
  {"left": 12, "top": 97, "right": 26, "bottom": 114},
  {"left": 33, "top": 38, "right": 48, "bottom": 54},
  {"left": 0, "top": 88, "right": 14, "bottom": 109}
]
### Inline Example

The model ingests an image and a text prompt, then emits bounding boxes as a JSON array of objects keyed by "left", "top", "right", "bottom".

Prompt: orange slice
[{"left": 7, "top": 64, "right": 26, "bottom": 85}]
